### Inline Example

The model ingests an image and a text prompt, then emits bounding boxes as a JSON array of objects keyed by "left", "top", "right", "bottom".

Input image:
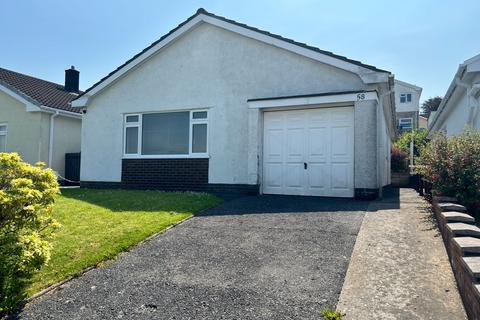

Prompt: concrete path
[
  {"left": 18, "top": 195, "right": 368, "bottom": 320},
  {"left": 337, "top": 188, "right": 467, "bottom": 319}
]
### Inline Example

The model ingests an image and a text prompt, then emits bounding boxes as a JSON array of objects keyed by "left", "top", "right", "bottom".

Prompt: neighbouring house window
[
  {"left": 123, "top": 110, "right": 208, "bottom": 157},
  {"left": 398, "top": 118, "right": 413, "bottom": 130},
  {"left": 0, "top": 124, "right": 7, "bottom": 152},
  {"left": 400, "top": 93, "right": 412, "bottom": 103}
]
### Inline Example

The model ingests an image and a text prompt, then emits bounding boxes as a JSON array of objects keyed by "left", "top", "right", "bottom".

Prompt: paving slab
[
  {"left": 463, "top": 257, "right": 480, "bottom": 279},
  {"left": 441, "top": 211, "right": 475, "bottom": 223},
  {"left": 337, "top": 188, "right": 466, "bottom": 320},
  {"left": 447, "top": 223, "right": 480, "bottom": 237},
  {"left": 454, "top": 237, "right": 480, "bottom": 254},
  {"left": 437, "top": 203, "right": 467, "bottom": 212}
]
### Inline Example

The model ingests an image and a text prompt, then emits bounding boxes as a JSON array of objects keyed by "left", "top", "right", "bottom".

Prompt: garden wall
[{"left": 432, "top": 197, "right": 480, "bottom": 319}]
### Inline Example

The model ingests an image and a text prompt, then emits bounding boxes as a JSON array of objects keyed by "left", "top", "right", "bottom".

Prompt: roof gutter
[{"left": 39, "top": 105, "right": 82, "bottom": 119}]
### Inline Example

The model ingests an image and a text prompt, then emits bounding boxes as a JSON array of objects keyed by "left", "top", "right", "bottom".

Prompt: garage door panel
[
  {"left": 331, "top": 163, "right": 350, "bottom": 190},
  {"left": 264, "top": 129, "right": 283, "bottom": 161},
  {"left": 307, "top": 163, "right": 329, "bottom": 189},
  {"left": 330, "top": 127, "right": 351, "bottom": 156},
  {"left": 307, "top": 127, "right": 328, "bottom": 159},
  {"left": 284, "top": 163, "right": 304, "bottom": 189},
  {"left": 263, "top": 163, "right": 283, "bottom": 193},
  {"left": 263, "top": 107, "right": 354, "bottom": 197},
  {"left": 286, "top": 128, "right": 304, "bottom": 160}
]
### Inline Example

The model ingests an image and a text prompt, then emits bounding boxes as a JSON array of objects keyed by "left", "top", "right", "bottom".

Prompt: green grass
[
  {"left": 26, "top": 188, "right": 221, "bottom": 296},
  {"left": 321, "top": 309, "right": 344, "bottom": 320}
]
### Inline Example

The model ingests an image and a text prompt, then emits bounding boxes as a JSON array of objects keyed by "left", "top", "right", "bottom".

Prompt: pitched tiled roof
[
  {"left": 77, "top": 8, "right": 390, "bottom": 99},
  {"left": 0, "top": 67, "right": 81, "bottom": 113}
]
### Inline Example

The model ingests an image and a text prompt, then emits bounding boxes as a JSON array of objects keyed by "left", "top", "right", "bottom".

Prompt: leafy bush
[
  {"left": 391, "top": 146, "right": 409, "bottom": 172},
  {"left": 321, "top": 309, "right": 344, "bottom": 320},
  {"left": 0, "top": 153, "right": 59, "bottom": 314},
  {"left": 418, "top": 130, "right": 480, "bottom": 207},
  {"left": 394, "top": 129, "right": 428, "bottom": 156}
]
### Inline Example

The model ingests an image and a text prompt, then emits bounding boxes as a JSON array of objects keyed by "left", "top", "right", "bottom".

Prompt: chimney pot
[{"left": 65, "top": 66, "right": 79, "bottom": 92}]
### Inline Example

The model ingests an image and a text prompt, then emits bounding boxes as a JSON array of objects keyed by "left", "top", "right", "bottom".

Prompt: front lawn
[{"left": 27, "top": 188, "right": 221, "bottom": 295}]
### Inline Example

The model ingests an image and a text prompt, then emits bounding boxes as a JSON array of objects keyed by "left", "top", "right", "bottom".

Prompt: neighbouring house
[
  {"left": 418, "top": 115, "right": 428, "bottom": 129},
  {"left": 394, "top": 79, "right": 422, "bottom": 133},
  {"left": 428, "top": 53, "right": 480, "bottom": 136},
  {"left": 0, "top": 66, "right": 82, "bottom": 177},
  {"left": 72, "top": 8, "right": 396, "bottom": 199}
]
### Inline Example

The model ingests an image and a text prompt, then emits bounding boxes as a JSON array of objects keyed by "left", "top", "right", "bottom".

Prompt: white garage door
[{"left": 263, "top": 107, "right": 354, "bottom": 197}]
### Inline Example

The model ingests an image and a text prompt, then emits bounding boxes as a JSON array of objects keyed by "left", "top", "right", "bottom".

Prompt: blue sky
[{"left": 1, "top": 0, "right": 479, "bottom": 102}]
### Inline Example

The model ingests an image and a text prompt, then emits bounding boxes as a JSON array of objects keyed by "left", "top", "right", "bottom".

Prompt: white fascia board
[
  {"left": 428, "top": 64, "right": 466, "bottom": 134},
  {"left": 71, "top": 95, "right": 90, "bottom": 108},
  {"left": 75, "top": 14, "right": 388, "bottom": 107},
  {"left": 465, "top": 53, "right": 480, "bottom": 65},
  {"left": 248, "top": 91, "right": 378, "bottom": 109},
  {"left": 39, "top": 106, "right": 82, "bottom": 119},
  {"left": 0, "top": 83, "right": 41, "bottom": 111},
  {"left": 394, "top": 79, "right": 422, "bottom": 92}
]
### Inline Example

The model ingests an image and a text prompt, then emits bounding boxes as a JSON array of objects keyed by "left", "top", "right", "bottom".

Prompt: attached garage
[
  {"left": 73, "top": 9, "right": 396, "bottom": 199},
  {"left": 263, "top": 107, "right": 354, "bottom": 197}
]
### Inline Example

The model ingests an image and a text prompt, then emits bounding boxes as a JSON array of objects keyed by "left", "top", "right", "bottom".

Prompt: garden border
[{"left": 431, "top": 196, "right": 480, "bottom": 319}]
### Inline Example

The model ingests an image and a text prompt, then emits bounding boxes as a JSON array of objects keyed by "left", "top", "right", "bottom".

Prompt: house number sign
[{"left": 356, "top": 93, "right": 366, "bottom": 100}]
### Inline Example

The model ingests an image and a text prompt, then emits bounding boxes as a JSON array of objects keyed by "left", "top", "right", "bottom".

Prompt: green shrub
[
  {"left": 418, "top": 130, "right": 480, "bottom": 207},
  {"left": 321, "top": 308, "right": 344, "bottom": 320},
  {"left": 0, "top": 153, "right": 59, "bottom": 314},
  {"left": 394, "top": 129, "right": 428, "bottom": 156}
]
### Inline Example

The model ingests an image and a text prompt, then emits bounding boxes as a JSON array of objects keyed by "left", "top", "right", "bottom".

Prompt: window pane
[
  {"left": 400, "top": 94, "right": 406, "bottom": 103},
  {"left": 125, "top": 127, "right": 138, "bottom": 154},
  {"left": 192, "top": 123, "right": 207, "bottom": 153},
  {"left": 0, "top": 135, "right": 6, "bottom": 152},
  {"left": 0, "top": 125, "right": 6, "bottom": 132},
  {"left": 407, "top": 94, "right": 412, "bottom": 102},
  {"left": 126, "top": 115, "right": 139, "bottom": 123},
  {"left": 192, "top": 111, "right": 207, "bottom": 119},
  {"left": 142, "top": 112, "right": 189, "bottom": 155}
]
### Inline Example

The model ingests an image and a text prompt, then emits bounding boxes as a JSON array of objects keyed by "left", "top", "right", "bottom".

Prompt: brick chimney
[{"left": 65, "top": 66, "right": 79, "bottom": 92}]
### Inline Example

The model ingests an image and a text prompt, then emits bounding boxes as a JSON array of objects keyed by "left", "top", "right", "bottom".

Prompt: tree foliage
[
  {"left": 421, "top": 96, "right": 442, "bottom": 117},
  {"left": 0, "top": 153, "right": 59, "bottom": 314},
  {"left": 394, "top": 129, "right": 428, "bottom": 156}
]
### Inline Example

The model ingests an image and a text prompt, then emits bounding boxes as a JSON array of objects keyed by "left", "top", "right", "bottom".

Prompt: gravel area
[{"left": 17, "top": 195, "right": 367, "bottom": 320}]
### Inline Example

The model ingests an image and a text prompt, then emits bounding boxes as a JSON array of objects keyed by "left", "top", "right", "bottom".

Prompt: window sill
[{"left": 122, "top": 154, "right": 210, "bottom": 159}]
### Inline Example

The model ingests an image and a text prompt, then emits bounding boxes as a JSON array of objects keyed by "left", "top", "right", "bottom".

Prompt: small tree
[
  {"left": 421, "top": 96, "right": 442, "bottom": 118},
  {"left": 0, "top": 153, "right": 59, "bottom": 314}
]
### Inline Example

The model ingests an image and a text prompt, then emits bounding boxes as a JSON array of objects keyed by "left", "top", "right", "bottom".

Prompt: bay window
[{"left": 123, "top": 110, "right": 208, "bottom": 157}]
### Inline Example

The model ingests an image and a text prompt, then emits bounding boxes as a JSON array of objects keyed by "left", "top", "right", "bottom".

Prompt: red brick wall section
[{"left": 433, "top": 201, "right": 480, "bottom": 319}]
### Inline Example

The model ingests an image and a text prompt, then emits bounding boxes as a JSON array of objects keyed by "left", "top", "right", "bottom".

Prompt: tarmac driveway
[{"left": 18, "top": 195, "right": 368, "bottom": 320}]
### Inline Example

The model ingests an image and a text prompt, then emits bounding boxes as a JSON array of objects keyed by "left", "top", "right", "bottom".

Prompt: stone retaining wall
[{"left": 432, "top": 197, "right": 480, "bottom": 319}]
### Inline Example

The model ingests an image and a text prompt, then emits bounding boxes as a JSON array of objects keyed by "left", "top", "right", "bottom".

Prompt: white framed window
[
  {"left": 400, "top": 93, "right": 412, "bottom": 103},
  {"left": 398, "top": 118, "right": 413, "bottom": 130},
  {"left": 123, "top": 110, "right": 209, "bottom": 158},
  {"left": 0, "top": 123, "right": 7, "bottom": 152}
]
